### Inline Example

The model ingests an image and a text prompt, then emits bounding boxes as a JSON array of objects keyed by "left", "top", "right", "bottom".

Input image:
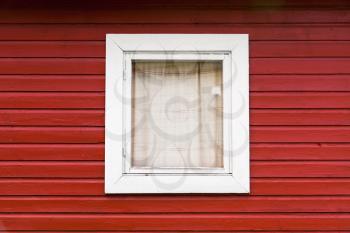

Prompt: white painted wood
[
  {"left": 107, "top": 175, "right": 246, "bottom": 194},
  {"left": 105, "top": 34, "right": 249, "bottom": 193},
  {"left": 105, "top": 35, "right": 124, "bottom": 193}
]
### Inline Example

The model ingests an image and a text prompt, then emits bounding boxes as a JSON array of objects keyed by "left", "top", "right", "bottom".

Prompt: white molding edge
[{"left": 105, "top": 34, "right": 249, "bottom": 194}]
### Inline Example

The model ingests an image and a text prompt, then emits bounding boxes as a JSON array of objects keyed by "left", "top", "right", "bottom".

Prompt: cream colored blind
[{"left": 131, "top": 61, "right": 223, "bottom": 168}]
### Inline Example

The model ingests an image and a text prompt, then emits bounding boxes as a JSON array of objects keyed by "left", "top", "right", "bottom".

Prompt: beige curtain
[{"left": 131, "top": 61, "right": 223, "bottom": 168}]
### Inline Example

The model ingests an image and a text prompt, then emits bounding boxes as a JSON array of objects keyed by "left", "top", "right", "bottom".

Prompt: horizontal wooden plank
[
  {"left": 0, "top": 144, "right": 103, "bottom": 161},
  {"left": 0, "top": 143, "right": 348, "bottom": 161},
  {"left": 252, "top": 58, "right": 350, "bottom": 74},
  {"left": 0, "top": 213, "right": 350, "bottom": 231},
  {"left": 1, "top": 9, "right": 350, "bottom": 24},
  {"left": 0, "top": 231, "right": 338, "bottom": 233},
  {"left": 0, "top": 231, "right": 341, "bottom": 233},
  {"left": 0, "top": 161, "right": 349, "bottom": 178},
  {"left": 1, "top": 110, "right": 349, "bottom": 126},
  {"left": 252, "top": 162, "right": 350, "bottom": 177},
  {"left": 1, "top": 0, "right": 349, "bottom": 9},
  {"left": 0, "top": 178, "right": 350, "bottom": 196},
  {"left": 251, "top": 75, "right": 350, "bottom": 91},
  {"left": 0, "top": 126, "right": 349, "bottom": 143},
  {"left": 251, "top": 92, "right": 350, "bottom": 108},
  {"left": 254, "top": 178, "right": 350, "bottom": 195},
  {"left": 0, "top": 42, "right": 103, "bottom": 58},
  {"left": 0, "top": 58, "right": 104, "bottom": 74},
  {"left": 0, "top": 127, "right": 104, "bottom": 143},
  {"left": 2, "top": 41, "right": 350, "bottom": 58},
  {"left": 0, "top": 196, "right": 349, "bottom": 213},
  {"left": 251, "top": 126, "right": 350, "bottom": 143},
  {"left": 1, "top": 92, "right": 350, "bottom": 109},
  {"left": 0, "top": 162, "right": 103, "bottom": 178},
  {"left": 0, "top": 24, "right": 349, "bottom": 41},
  {"left": 3, "top": 58, "right": 350, "bottom": 75},
  {"left": 0, "top": 110, "right": 104, "bottom": 126},
  {"left": 0, "top": 75, "right": 104, "bottom": 91},
  {"left": 1, "top": 58, "right": 350, "bottom": 74},
  {"left": 0, "top": 93, "right": 104, "bottom": 109},
  {"left": 0, "top": 230, "right": 339, "bottom": 233},
  {"left": 251, "top": 110, "right": 350, "bottom": 125},
  {"left": 252, "top": 143, "right": 350, "bottom": 161},
  {"left": 1, "top": 75, "right": 349, "bottom": 92},
  {"left": 252, "top": 41, "right": 350, "bottom": 58},
  {"left": 0, "top": 179, "right": 103, "bottom": 195}
]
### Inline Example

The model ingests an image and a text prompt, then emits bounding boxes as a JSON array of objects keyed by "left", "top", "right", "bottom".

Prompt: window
[{"left": 105, "top": 34, "right": 249, "bottom": 193}]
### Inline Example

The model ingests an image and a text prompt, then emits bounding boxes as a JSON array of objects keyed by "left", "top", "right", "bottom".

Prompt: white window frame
[{"left": 105, "top": 34, "right": 249, "bottom": 193}]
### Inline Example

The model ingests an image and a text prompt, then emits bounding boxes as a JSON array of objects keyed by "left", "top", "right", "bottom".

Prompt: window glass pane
[{"left": 131, "top": 60, "right": 223, "bottom": 168}]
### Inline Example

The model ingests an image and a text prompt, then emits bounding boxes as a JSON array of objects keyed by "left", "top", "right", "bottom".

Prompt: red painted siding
[{"left": 0, "top": 0, "right": 350, "bottom": 232}]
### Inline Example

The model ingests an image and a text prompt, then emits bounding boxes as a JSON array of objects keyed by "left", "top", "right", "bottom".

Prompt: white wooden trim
[
  {"left": 106, "top": 175, "right": 246, "bottom": 194},
  {"left": 105, "top": 34, "right": 249, "bottom": 193}
]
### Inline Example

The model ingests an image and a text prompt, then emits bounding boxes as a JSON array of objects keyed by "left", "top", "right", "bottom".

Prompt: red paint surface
[{"left": 0, "top": 0, "right": 350, "bottom": 231}]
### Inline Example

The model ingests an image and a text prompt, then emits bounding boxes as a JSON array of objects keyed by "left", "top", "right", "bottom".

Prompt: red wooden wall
[{"left": 0, "top": 0, "right": 350, "bottom": 231}]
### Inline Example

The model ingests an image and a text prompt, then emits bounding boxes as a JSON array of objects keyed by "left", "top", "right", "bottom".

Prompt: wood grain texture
[
  {"left": 0, "top": 58, "right": 104, "bottom": 74},
  {"left": 0, "top": 127, "right": 104, "bottom": 143},
  {"left": 0, "top": 110, "right": 104, "bottom": 126},
  {"left": 251, "top": 92, "right": 350, "bottom": 109},
  {"left": 1, "top": 58, "right": 350, "bottom": 74},
  {"left": 0, "top": 9, "right": 350, "bottom": 24},
  {"left": 251, "top": 110, "right": 350, "bottom": 125},
  {"left": 0, "top": 230, "right": 339, "bottom": 233},
  {"left": 0, "top": 178, "right": 350, "bottom": 196},
  {"left": 0, "top": 143, "right": 349, "bottom": 161},
  {"left": 1, "top": 92, "right": 349, "bottom": 109},
  {"left": 251, "top": 75, "right": 350, "bottom": 91},
  {"left": 1, "top": 24, "right": 349, "bottom": 41},
  {"left": 251, "top": 58, "right": 350, "bottom": 74},
  {"left": 251, "top": 126, "right": 350, "bottom": 142},
  {"left": 0, "top": 93, "right": 104, "bottom": 109},
  {"left": 1, "top": 0, "right": 350, "bottom": 9},
  {"left": 0, "top": 161, "right": 349, "bottom": 178},
  {"left": 0, "top": 213, "right": 350, "bottom": 231},
  {"left": 1, "top": 196, "right": 350, "bottom": 213},
  {"left": 0, "top": 231, "right": 343, "bottom": 233},
  {"left": 0, "top": 2, "right": 349, "bottom": 232},
  {"left": 1, "top": 75, "right": 349, "bottom": 92},
  {"left": 0, "top": 75, "right": 104, "bottom": 91},
  {"left": 1, "top": 41, "right": 350, "bottom": 58},
  {"left": 0, "top": 144, "right": 104, "bottom": 161},
  {"left": 251, "top": 143, "right": 350, "bottom": 161},
  {"left": 1, "top": 110, "right": 350, "bottom": 126},
  {"left": 0, "top": 126, "right": 349, "bottom": 143},
  {"left": 0, "top": 232, "right": 341, "bottom": 233}
]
